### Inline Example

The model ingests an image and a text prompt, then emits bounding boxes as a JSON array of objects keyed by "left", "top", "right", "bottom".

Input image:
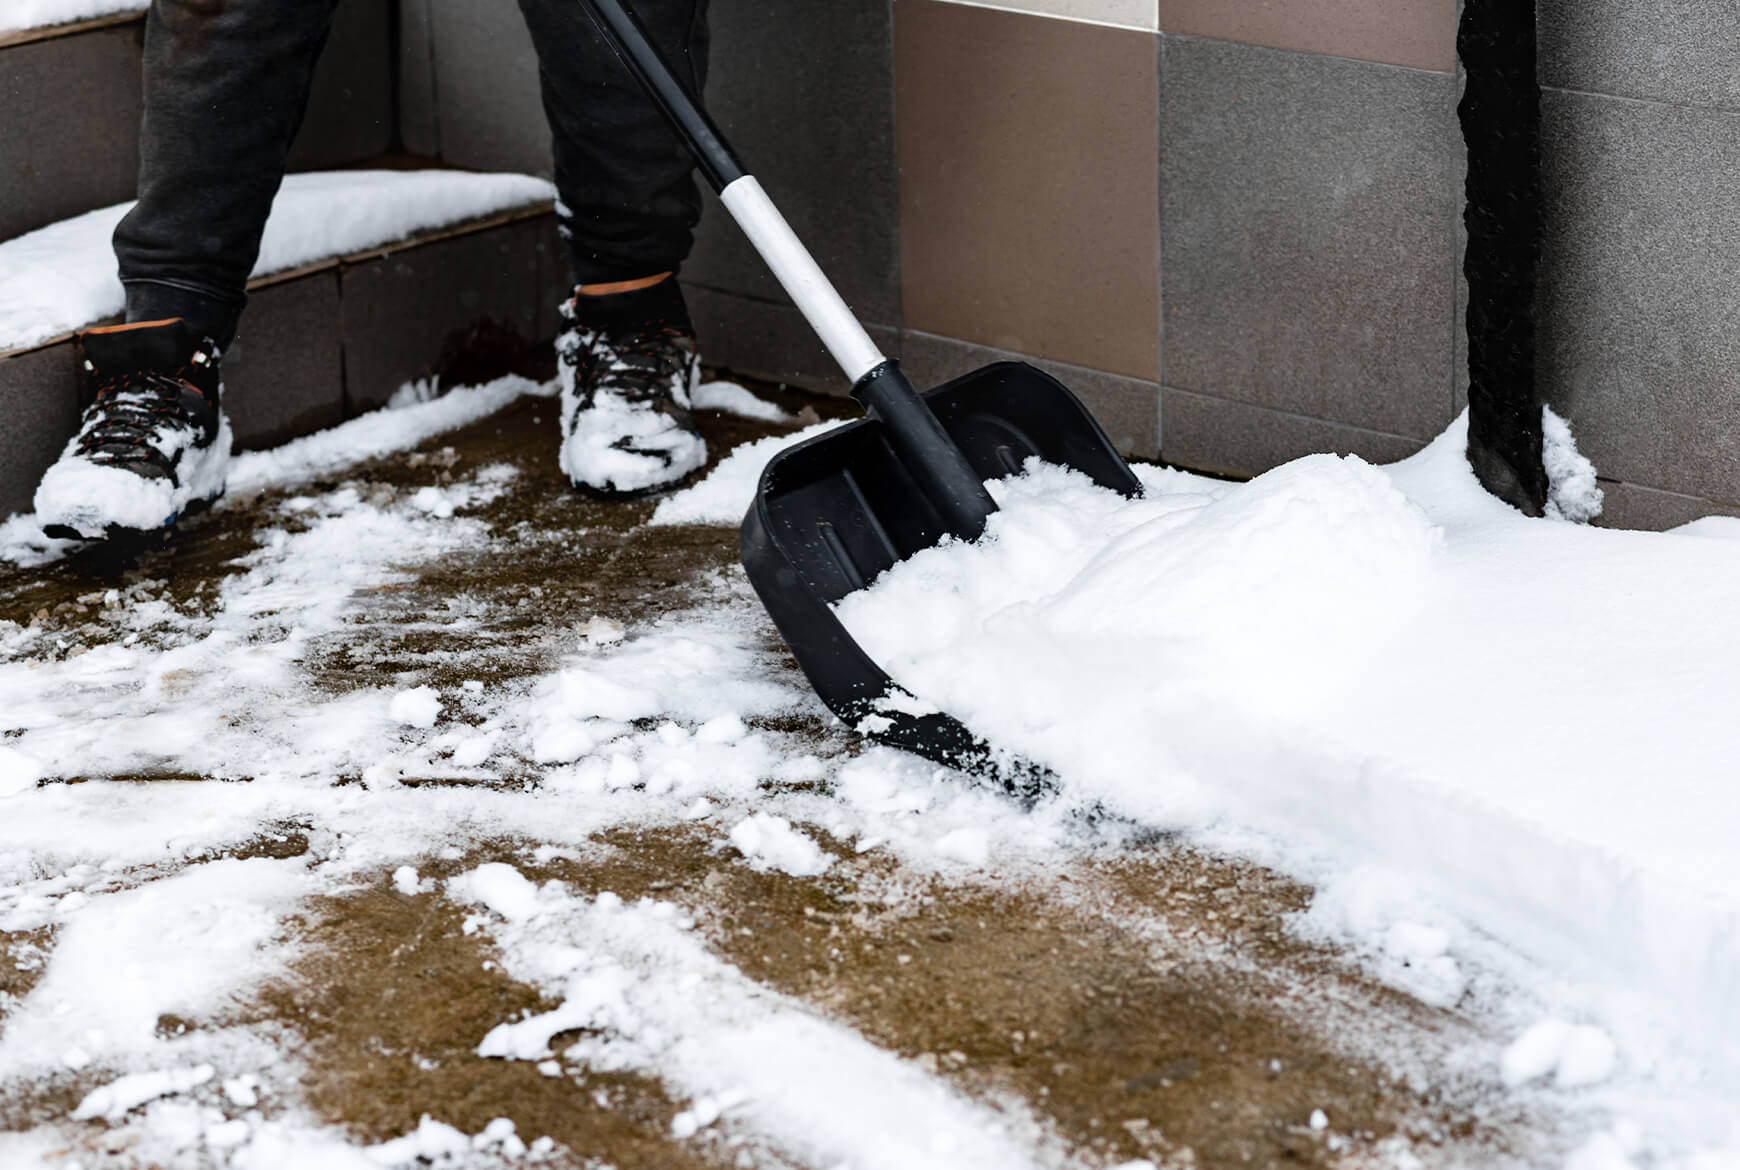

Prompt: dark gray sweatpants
[{"left": 115, "top": 0, "right": 710, "bottom": 348}]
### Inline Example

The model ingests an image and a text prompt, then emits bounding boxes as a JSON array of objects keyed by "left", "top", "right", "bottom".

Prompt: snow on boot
[
  {"left": 556, "top": 278, "right": 706, "bottom": 498},
  {"left": 35, "top": 319, "right": 231, "bottom": 542}
]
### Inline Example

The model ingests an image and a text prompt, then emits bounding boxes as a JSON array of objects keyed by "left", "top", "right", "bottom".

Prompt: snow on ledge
[
  {"left": 0, "top": 0, "right": 146, "bottom": 38},
  {"left": 0, "top": 169, "right": 556, "bottom": 354}
]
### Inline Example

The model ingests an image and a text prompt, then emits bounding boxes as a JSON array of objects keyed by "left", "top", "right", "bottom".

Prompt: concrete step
[
  {"left": 0, "top": 171, "right": 569, "bottom": 520},
  {"left": 0, "top": 0, "right": 392, "bottom": 242}
]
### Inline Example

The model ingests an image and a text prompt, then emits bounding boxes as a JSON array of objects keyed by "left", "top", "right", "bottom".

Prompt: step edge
[
  {"left": 0, "top": 9, "right": 145, "bottom": 50},
  {"left": 0, "top": 200, "right": 556, "bottom": 361}
]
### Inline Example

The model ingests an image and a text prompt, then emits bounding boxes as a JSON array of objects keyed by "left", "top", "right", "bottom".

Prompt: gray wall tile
[
  {"left": 226, "top": 272, "right": 346, "bottom": 450},
  {"left": 686, "top": 0, "right": 901, "bottom": 323},
  {"left": 1539, "top": 0, "right": 1740, "bottom": 114},
  {"left": 339, "top": 221, "right": 543, "bottom": 412},
  {"left": 1161, "top": 386, "right": 1424, "bottom": 479},
  {"left": 682, "top": 284, "right": 898, "bottom": 399},
  {"left": 426, "top": 0, "right": 551, "bottom": 177},
  {"left": 0, "top": 344, "right": 80, "bottom": 519},
  {"left": 901, "top": 330, "right": 1161, "bottom": 461},
  {"left": 1160, "top": 35, "right": 1459, "bottom": 440},
  {"left": 0, "top": 0, "right": 394, "bottom": 246},
  {"left": 287, "top": 0, "right": 395, "bottom": 170},
  {"left": 0, "top": 23, "right": 143, "bottom": 241},
  {"left": 1594, "top": 479, "right": 1740, "bottom": 533},
  {"left": 1538, "top": 90, "right": 1740, "bottom": 504}
]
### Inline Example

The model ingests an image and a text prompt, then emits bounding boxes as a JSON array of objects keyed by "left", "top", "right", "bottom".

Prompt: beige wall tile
[
  {"left": 921, "top": 0, "right": 1157, "bottom": 32},
  {"left": 896, "top": 0, "right": 1160, "bottom": 380}
]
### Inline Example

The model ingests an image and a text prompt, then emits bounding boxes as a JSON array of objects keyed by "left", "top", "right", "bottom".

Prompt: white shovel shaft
[{"left": 719, "top": 176, "right": 886, "bottom": 384}]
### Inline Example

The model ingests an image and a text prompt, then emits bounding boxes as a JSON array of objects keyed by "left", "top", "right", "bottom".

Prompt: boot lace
[
  {"left": 576, "top": 326, "right": 692, "bottom": 410},
  {"left": 76, "top": 370, "right": 198, "bottom": 463}
]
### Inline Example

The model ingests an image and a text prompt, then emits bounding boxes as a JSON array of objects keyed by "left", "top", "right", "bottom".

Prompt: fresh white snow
[
  {"left": 830, "top": 410, "right": 1740, "bottom": 1155},
  {"left": 649, "top": 420, "right": 833, "bottom": 526},
  {"left": 0, "top": 169, "right": 555, "bottom": 353},
  {"left": 691, "top": 379, "right": 799, "bottom": 423},
  {"left": 0, "top": 0, "right": 146, "bottom": 37}
]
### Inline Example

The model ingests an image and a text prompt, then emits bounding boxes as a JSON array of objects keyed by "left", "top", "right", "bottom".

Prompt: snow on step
[
  {"left": 0, "top": 0, "right": 146, "bottom": 38},
  {"left": 0, "top": 169, "right": 555, "bottom": 354}
]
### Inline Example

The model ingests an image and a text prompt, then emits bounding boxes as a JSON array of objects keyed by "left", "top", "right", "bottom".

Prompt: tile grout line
[
  {"left": 1161, "top": 30, "right": 1454, "bottom": 78},
  {"left": 1540, "top": 82, "right": 1740, "bottom": 120},
  {"left": 1161, "top": 384, "right": 1441, "bottom": 447},
  {"left": 1154, "top": 29, "right": 1168, "bottom": 459},
  {"left": 886, "top": 0, "right": 907, "bottom": 362},
  {"left": 1450, "top": 17, "right": 1466, "bottom": 430}
]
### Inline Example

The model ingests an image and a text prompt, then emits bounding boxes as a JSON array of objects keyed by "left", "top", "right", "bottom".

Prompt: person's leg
[
  {"left": 114, "top": 0, "right": 343, "bottom": 351},
  {"left": 37, "top": 0, "right": 339, "bottom": 540},
  {"left": 517, "top": 0, "right": 712, "bottom": 497},
  {"left": 516, "top": 0, "right": 709, "bottom": 286}
]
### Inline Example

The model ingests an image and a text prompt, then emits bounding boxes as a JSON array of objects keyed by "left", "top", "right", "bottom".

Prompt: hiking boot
[
  {"left": 556, "top": 278, "right": 706, "bottom": 498},
  {"left": 35, "top": 319, "right": 231, "bottom": 542}
]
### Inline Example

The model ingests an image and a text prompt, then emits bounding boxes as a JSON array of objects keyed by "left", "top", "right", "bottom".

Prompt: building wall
[
  {"left": 11, "top": 0, "right": 1702, "bottom": 528},
  {"left": 903, "top": 0, "right": 1740, "bottom": 526}
]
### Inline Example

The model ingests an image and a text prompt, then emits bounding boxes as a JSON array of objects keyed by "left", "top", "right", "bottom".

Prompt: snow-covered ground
[
  {"left": 1, "top": 379, "right": 1735, "bottom": 1168},
  {"left": 0, "top": 170, "right": 555, "bottom": 353}
]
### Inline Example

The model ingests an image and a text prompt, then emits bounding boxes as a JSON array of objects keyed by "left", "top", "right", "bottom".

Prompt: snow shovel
[{"left": 584, "top": 0, "right": 1142, "bottom": 796}]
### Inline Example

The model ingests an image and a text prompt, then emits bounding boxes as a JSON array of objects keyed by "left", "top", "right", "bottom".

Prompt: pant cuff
[{"left": 123, "top": 279, "right": 247, "bottom": 352}]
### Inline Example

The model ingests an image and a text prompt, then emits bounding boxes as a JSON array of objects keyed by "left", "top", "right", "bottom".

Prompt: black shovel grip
[
  {"left": 581, "top": 0, "right": 746, "bottom": 193},
  {"left": 854, "top": 362, "right": 996, "bottom": 537}
]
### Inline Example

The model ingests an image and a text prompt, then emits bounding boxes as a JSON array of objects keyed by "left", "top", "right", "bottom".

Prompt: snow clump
[{"left": 728, "top": 814, "right": 832, "bottom": 877}]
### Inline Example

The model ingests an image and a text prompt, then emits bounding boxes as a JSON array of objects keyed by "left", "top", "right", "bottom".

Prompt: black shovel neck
[
  {"left": 582, "top": 0, "right": 745, "bottom": 193},
  {"left": 851, "top": 360, "right": 998, "bottom": 539}
]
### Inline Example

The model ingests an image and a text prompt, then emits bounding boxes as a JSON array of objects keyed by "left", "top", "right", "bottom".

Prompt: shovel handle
[
  {"left": 580, "top": 0, "right": 744, "bottom": 194},
  {"left": 582, "top": 0, "right": 997, "bottom": 536}
]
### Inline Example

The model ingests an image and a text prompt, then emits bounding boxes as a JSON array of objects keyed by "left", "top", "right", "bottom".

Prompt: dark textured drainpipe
[{"left": 1459, "top": 0, "right": 1548, "bottom": 515}]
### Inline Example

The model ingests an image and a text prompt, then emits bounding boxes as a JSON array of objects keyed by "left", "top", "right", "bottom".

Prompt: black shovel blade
[{"left": 739, "top": 361, "right": 1141, "bottom": 799}]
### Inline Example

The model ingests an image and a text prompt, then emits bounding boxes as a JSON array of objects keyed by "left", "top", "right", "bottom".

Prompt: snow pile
[
  {"left": 841, "top": 452, "right": 1439, "bottom": 725},
  {"left": 0, "top": 0, "right": 145, "bottom": 36},
  {"left": 1543, "top": 406, "right": 1604, "bottom": 523},
  {"left": 0, "top": 170, "right": 555, "bottom": 352},
  {"left": 834, "top": 411, "right": 1740, "bottom": 1082},
  {"left": 457, "top": 874, "right": 1067, "bottom": 1169}
]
